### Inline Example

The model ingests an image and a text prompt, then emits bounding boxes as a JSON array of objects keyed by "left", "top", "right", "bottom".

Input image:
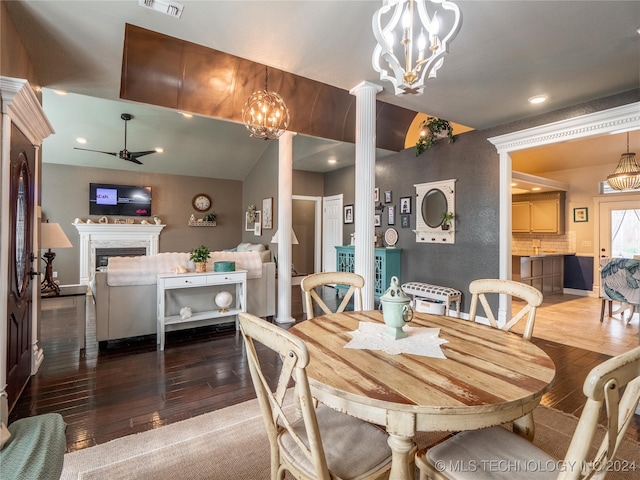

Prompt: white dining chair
[
  {"left": 415, "top": 345, "right": 640, "bottom": 480},
  {"left": 238, "top": 312, "right": 392, "bottom": 480},
  {"left": 300, "top": 271, "right": 364, "bottom": 319},
  {"left": 468, "top": 278, "right": 543, "bottom": 341}
]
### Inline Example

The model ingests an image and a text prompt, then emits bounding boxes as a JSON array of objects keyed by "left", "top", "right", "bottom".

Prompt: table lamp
[
  {"left": 40, "top": 222, "right": 72, "bottom": 295},
  {"left": 270, "top": 228, "right": 299, "bottom": 273}
]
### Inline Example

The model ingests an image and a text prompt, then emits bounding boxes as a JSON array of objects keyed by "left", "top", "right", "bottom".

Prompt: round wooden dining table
[{"left": 288, "top": 310, "right": 556, "bottom": 480}]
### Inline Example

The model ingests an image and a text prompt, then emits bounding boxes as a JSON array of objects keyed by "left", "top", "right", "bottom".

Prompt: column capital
[{"left": 349, "top": 81, "right": 383, "bottom": 96}]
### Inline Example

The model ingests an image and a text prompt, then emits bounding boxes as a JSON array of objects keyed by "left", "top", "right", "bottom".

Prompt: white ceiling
[{"left": 6, "top": 0, "right": 640, "bottom": 182}]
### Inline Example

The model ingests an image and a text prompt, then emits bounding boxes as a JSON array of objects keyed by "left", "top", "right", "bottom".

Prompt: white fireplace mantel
[{"left": 74, "top": 223, "right": 165, "bottom": 284}]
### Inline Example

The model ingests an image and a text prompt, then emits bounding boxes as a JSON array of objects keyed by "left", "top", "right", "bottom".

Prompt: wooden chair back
[
  {"left": 468, "top": 278, "right": 543, "bottom": 340},
  {"left": 238, "top": 312, "right": 332, "bottom": 479},
  {"left": 300, "top": 272, "right": 364, "bottom": 319}
]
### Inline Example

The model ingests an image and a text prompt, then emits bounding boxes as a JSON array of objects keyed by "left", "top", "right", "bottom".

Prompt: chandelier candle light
[
  {"left": 242, "top": 66, "right": 290, "bottom": 140},
  {"left": 607, "top": 131, "right": 640, "bottom": 191},
  {"left": 372, "top": 0, "right": 462, "bottom": 95}
]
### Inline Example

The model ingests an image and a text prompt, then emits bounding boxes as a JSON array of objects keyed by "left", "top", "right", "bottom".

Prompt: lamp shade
[
  {"left": 41, "top": 222, "right": 72, "bottom": 249},
  {"left": 271, "top": 228, "right": 299, "bottom": 245}
]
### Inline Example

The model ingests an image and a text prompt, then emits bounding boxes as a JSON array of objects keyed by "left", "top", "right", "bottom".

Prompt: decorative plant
[
  {"left": 203, "top": 213, "right": 217, "bottom": 222},
  {"left": 189, "top": 245, "right": 211, "bottom": 264},
  {"left": 415, "top": 117, "right": 455, "bottom": 156},
  {"left": 441, "top": 211, "right": 455, "bottom": 230}
]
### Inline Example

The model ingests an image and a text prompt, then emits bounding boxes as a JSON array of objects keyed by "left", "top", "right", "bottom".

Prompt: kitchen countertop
[{"left": 512, "top": 252, "right": 576, "bottom": 258}]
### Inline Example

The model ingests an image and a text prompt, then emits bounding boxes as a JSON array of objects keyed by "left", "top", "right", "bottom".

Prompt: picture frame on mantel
[{"left": 573, "top": 207, "right": 588, "bottom": 222}]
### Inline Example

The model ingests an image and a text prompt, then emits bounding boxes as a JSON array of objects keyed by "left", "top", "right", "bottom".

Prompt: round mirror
[{"left": 421, "top": 188, "right": 448, "bottom": 228}]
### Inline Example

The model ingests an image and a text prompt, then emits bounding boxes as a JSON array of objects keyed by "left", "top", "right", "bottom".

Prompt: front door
[
  {"left": 6, "top": 125, "right": 36, "bottom": 411},
  {"left": 597, "top": 195, "right": 640, "bottom": 259}
]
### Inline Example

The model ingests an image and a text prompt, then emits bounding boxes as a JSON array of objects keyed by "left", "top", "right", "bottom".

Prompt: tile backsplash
[{"left": 512, "top": 231, "right": 576, "bottom": 255}]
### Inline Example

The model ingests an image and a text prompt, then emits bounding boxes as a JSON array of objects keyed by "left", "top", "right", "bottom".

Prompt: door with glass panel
[{"left": 597, "top": 196, "right": 640, "bottom": 260}]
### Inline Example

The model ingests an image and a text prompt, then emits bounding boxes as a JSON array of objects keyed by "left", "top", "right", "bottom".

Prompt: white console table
[{"left": 156, "top": 270, "right": 247, "bottom": 350}]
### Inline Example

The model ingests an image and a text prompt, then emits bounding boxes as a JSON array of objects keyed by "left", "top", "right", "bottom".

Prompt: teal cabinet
[{"left": 335, "top": 246, "right": 402, "bottom": 297}]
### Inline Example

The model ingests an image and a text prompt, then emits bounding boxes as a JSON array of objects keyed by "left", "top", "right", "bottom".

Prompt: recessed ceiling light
[
  {"left": 328, "top": 158, "right": 337, "bottom": 164},
  {"left": 76, "top": 137, "right": 87, "bottom": 144},
  {"left": 511, "top": 182, "right": 517, "bottom": 187},
  {"left": 155, "top": 147, "right": 164, "bottom": 153},
  {"left": 53, "top": 89, "right": 68, "bottom": 96},
  {"left": 528, "top": 95, "right": 548, "bottom": 105},
  {"left": 532, "top": 187, "right": 541, "bottom": 191},
  {"left": 180, "top": 112, "right": 193, "bottom": 118}
]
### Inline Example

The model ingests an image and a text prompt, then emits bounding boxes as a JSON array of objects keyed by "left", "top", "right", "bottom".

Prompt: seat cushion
[
  {"left": 0, "top": 413, "right": 66, "bottom": 480},
  {"left": 279, "top": 405, "right": 391, "bottom": 479},
  {"left": 425, "top": 426, "right": 556, "bottom": 480}
]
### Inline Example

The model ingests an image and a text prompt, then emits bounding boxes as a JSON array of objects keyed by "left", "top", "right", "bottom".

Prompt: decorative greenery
[
  {"left": 189, "top": 245, "right": 211, "bottom": 263},
  {"left": 203, "top": 213, "right": 217, "bottom": 222},
  {"left": 441, "top": 211, "right": 455, "bottom": 230},
  {"left": 415, "top": 117, "right": 455, "bottom": 156}
]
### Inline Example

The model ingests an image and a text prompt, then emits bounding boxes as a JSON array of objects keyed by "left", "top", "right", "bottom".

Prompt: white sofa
[{"left": 92, "top": 245, "right": 275, "bottom": 345}]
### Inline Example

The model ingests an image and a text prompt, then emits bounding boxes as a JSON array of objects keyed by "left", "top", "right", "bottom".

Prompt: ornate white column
[
  {"left": 275, "top": 131, "right": 297, "bottom": 324},
  {"left": 349, "top": 81, "right": 382, "bottom": 310}
]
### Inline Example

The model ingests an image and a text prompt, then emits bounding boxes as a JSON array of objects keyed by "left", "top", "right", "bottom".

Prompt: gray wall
[
  {"left": 324, "top": 89, "right": 639, "bottom": 312},
  {"left": 42, "top": 164, "right": 243, "bottom": 285}
]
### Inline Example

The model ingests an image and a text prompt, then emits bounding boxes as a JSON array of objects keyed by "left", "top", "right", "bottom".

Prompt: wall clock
[{"left": 192, "top": 193, "right": 212, "bottom": 212}]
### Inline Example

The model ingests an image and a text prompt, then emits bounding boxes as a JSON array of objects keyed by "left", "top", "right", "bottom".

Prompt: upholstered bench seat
[{"left": 401, "top": 282, "right": 462, "bottom": 317}]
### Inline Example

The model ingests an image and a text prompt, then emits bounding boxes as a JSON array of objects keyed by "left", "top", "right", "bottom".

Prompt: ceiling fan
[{"left": 74, "top": 113, "right": 158, "bottom": 165}]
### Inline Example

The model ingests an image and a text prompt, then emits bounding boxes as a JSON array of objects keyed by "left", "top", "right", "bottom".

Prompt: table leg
[
  {"left": 387, "top": 434, "right": 416, "bottom": 480},
  {"left": 513, "top": 412, "right": 535, "bottom": 441}
]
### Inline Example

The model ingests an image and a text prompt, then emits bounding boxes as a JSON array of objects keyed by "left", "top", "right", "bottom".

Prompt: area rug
[{"left": 61, "top": 398, "right": 640, "bottom": 480}]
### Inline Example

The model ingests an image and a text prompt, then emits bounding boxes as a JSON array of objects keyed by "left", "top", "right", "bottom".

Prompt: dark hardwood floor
[{"left": 9, "top": 285, "right": 640, "bottom": 453}]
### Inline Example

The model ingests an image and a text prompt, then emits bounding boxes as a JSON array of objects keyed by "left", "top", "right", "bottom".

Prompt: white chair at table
[
  {"left": 238, "top": 312, "right": 392, "bottom": 480},
  {"left": 415, "top": 345, "right": 640, "bottom": 480},
  {"left": 300, "top": 272, "right": 364, "bottom": 319},
  {"left": 467, "top": 278, "right": 544, "bottom": 440},
  {"left": 468, "top": 278, "right": 543, "bottom": 341}
]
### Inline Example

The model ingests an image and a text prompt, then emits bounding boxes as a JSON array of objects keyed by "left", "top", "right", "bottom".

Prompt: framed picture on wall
[
  {"left": 400, "top": 196, "right": 412, "bottom": 214},
  {"left": 388, "top": 205, "right": 395, "bottom": 225},
  {"left": 573, "top": 207, "right": 588, "bottom": 222},
  {"left": 384, "top": 191, "right": 392, "bottom": 203},
  {"left": 401, "top": 214, "right": 410, "bottom": 228},
  {"left": 262, "top": 197, "right": 273, "bottom": 229},
  {"left": 245, "top": 211, "right": 254, "bottom": 231},
  {"left": 254, "top": 211, "right": 262, "bottom": 235},
  {"left": 344, "top": 204, "right": 354, "bottom": 224},
  {"left": 374, "top": 188, "right": 379, "bottom": 202},
  {"left": 374, "top": 214, "right": 381, "bottom": 226}
]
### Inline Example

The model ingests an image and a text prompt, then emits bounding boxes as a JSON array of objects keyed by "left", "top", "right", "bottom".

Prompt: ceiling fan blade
[
  {"left": 122, "top": 156, "right": 144, "bottom": 165},
  {"left": 128, "top": 150, "right": 158, "bottom": 160},
  {"left": 74, "top": 147, "right": 118, "bottom": 156}
]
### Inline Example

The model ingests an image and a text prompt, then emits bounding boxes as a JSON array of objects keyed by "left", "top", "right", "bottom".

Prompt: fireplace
[
  {"left": 95, "top": 247, "right": 147, "bottom": 271},
  {"left": 74, "top": 223, "right": 165, "bottom": 284}
]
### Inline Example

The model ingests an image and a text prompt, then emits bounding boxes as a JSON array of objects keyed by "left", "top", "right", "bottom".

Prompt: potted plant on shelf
[
  {"left": 189, "top": 245, "right": 211, "bottom": 273},
  {"left": 415, "top": 117, "right": 455, "bottom": 156},
  {"left": 441, "top": 212, "right": 455, "bottom": 230}
]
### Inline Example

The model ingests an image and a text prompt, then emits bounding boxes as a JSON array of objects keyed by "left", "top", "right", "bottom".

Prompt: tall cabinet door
[{"left": 530, "top": 199, "right": 559, "bottom": 232}]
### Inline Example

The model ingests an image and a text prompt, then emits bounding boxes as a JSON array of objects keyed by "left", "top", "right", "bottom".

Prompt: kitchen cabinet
[
  {"left": 512, "top": 191, "right": 565, "bottom": 234},
  {"left": 513, "top": 255, "right": 565, "bottom": 294}
]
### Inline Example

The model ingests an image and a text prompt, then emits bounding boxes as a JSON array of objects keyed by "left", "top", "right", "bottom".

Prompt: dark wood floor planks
[{"left": 9, "top": 287, "right": 640, "bottom": 452}]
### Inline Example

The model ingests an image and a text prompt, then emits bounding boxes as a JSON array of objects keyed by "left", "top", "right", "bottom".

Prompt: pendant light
[
  {"left": 242, "top": 66, "right": 290, "bottom": 140},
  {"left": 606, "top": 132, "right": 640, "bottom": 191}
]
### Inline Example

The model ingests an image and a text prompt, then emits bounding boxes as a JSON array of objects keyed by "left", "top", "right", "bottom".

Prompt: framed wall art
[
  {"left": 245, "top": 211, "right": 254, "bottom": 231},
  {"left": 374, "top": 214, "right": 381, "bottom": 227},
  {"left": 254, "top": 211, "right": 262, "bottom": 235},
  {"left": 374, "top": 188, "right": 379, "bottom": 202},
  {"left": 344, "top": 204, "right": 354, "bottom": 224},
  {"left": 384, "top": 190, "right": 392, "bottom": 203},
  {"left": 401, "top": 214, "right": 410, "bottom": 228},
  {"left": 262, "top": 197, "right": 273, "bottom": 229},
  {"left": 573, "top": 207, "right": 588, "bottom": 222},
  {"left": 400, "top": 196, "right": 412, "bottom": 214},
  {"left": 388, "top": 205, "right": 395, "bottom": 225}
]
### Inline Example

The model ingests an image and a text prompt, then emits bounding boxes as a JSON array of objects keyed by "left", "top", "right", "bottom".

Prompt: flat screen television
[{"left": 89, "top": 183, "right": 152, "bottom": 216}]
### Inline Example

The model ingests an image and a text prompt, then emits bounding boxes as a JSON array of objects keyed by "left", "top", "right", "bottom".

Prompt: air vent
[{"left": 138, "top": 0, "right": 183, "bottom": 18}]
